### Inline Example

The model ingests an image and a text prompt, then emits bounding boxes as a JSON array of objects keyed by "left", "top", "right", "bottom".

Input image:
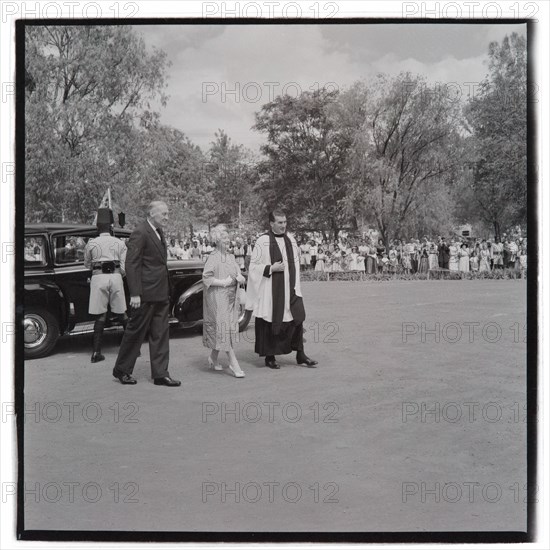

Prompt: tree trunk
[{"left": 493, "top": 220, "right": 501, "bottom": 242}]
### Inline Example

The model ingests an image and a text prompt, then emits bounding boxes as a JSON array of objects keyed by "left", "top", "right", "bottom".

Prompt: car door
[{"left": 51, "top": 232, "right": 94, "bottom": 324}]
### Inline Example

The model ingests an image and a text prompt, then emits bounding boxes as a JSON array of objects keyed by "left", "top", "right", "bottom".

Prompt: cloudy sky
[{"left": 136, "top": 23, "right": 526, "bottom": 153}]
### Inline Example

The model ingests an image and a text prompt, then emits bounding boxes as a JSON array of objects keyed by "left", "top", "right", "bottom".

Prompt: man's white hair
[{"left": 147, "top": 201, "right": 167, "bottom": 217}]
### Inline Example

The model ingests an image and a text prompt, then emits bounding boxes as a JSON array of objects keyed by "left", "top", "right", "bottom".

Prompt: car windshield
[{"left": 24, "top": 235, "right": 47, "bottom": 267}]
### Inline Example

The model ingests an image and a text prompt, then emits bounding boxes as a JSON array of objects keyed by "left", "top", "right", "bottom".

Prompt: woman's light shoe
[
  {"left": 208, "top": 357, "right": 223, "bottom": 371},
  {"left": 228, "top": 363, "right": 245, "bottom": 378}
]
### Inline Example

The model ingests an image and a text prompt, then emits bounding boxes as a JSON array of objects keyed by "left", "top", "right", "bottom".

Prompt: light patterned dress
[{"left": 202, "top": 250, "right": 241, "bottom": 351}]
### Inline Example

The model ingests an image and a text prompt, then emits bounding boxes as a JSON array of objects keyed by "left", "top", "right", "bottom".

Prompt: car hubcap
[
  {"left": 238, "top": 302, "right": 247, "bottom": 324},
  {"left": 24, "top": 314, "right": 47, "bottom": 348}
]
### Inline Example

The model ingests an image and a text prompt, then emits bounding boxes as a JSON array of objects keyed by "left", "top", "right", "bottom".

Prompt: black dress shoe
[
  {"left": 296, "top": 353, "right": 318, "bottom": 367},
  {"left": 91, "top": 352, "right": 105, "bottom": 363},
  {"left": 265, "top": 356, "right": 280, "bottom": 369},
  {"left": 112, "top": 368, "right": 137, "bottom": 384},
  {"left": 154, "top": 376, "right": 181, "bottom": 386}
]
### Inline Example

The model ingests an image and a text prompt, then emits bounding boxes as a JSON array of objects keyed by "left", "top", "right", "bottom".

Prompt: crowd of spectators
[
  {"left": 167, "top": 235, "right": 256, "bottom": 271},
  {"left": 25, "top": 228, "right": 527, "bottom": 280},
  {"left": 166, "top": 230, "right": 527, "bottom": 278},
  {"left": 295, "top": 234, "right": 527, "bottom": 277}
]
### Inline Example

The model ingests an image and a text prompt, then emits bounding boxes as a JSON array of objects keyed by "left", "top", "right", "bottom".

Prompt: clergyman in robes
[{"left": 245, "top": 210, "right": 318, "bottom": 369}]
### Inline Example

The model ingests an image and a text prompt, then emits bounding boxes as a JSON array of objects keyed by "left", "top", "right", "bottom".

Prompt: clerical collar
[{"left": 272, "top": 231, "right": 286, "bottom": 237}]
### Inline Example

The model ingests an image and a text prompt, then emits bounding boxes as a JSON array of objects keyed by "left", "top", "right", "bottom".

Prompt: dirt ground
[{"left": 22, "top": 280, "right": 527, "bottom": 533}]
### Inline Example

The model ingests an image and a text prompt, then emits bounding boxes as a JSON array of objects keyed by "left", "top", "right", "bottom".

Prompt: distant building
[{"left": 455, "top": 224, "right": 472, "bottom": 239}]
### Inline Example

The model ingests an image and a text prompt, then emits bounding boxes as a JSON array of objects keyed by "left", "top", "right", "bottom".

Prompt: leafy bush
[{"left": 300, "top": 268, "right": 525, "bottom": 282}]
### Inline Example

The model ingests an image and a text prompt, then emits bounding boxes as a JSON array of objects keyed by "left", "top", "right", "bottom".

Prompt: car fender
[
  {"left": 24, "top": 280, "right": 71, "bottom": 334},
  {"left": 173, "top": 280, "right": 203, "bottom": 325},
  {"left": 174, "top": 279, "right": 252, "bottom": 332}
]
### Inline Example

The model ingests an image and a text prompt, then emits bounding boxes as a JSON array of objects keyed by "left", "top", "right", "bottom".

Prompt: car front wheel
[{"left": 24, "top": 308, "right": 60, "bottom": 359}]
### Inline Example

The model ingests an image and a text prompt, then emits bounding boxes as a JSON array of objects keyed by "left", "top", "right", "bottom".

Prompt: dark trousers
[{"left": 114, "top": 301, "right": 170, "bottom": 378}]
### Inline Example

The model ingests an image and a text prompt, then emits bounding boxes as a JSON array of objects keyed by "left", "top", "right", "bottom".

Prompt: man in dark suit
[
  {"left": 112, "top": 201, "right": 181, "bottom": 386},
  {"left": 438, "top": 236, "right": 450, "bottom": 270}
]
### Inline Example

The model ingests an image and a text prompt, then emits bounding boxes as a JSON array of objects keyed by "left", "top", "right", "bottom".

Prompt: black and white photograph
[{"left": 0, "top": 0, "right": 547, "bottom": 546}]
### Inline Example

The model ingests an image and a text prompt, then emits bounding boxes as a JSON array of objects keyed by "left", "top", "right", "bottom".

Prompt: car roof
[
  {"left": 167, "top": 258, "right": 205, "bottom": 270},
  {"left": 25, "top": 223, "right": 131, "bottom": 236}
]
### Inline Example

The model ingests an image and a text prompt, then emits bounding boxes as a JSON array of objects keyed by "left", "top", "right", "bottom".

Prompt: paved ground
[{"left": 23, "top": 280, "right": 527, "bottom": 533}]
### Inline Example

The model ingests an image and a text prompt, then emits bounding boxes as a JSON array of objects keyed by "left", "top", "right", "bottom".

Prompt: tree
[
  {"left": 25, "top": 25, "right": 170, "bottom": 223},
  {"left": 129, "top": 121, "right": 210, "bottom": 236},
  {"left": 342, "top": 74, "right": 463, "bottom": 246},
  {"left": 463, "top": 33, "right": 527, "bottom": 241},
  {"left": 206, "top": 130, "right": 257, "bottom": 229},
  {"left": 253, "top": 88, "right": 355, "bottom": 238}
]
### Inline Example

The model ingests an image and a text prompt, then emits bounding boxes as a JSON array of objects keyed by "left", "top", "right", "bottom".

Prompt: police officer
[{"left": 84, "top": 208, "right": 128, "bottom": 363}]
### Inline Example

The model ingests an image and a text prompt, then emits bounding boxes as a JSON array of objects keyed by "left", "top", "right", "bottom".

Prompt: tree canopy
[
  {"left": 25, "top": 28, "right": 527, "bottom": 242},
  {"left": 25, "top": 25, "right": 169, "bottom": 222},
  {"left": 462, "top": 32, "right": 527, "bottom": 241}
]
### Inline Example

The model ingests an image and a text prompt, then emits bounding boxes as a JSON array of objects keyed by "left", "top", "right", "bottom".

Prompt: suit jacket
[{"left": 125, "top": 221, "right": 170, "bottom": 302}]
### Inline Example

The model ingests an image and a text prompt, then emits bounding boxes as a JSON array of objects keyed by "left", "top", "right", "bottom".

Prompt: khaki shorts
[{"left": 89, "top": 273, "right": 126, "bottom": 314}]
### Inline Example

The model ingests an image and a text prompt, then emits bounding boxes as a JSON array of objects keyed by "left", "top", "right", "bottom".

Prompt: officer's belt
[{"left": 92, "top": 261, "right": 121, "bottom": 274}]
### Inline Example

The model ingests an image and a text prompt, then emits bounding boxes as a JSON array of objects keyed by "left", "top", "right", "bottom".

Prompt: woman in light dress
[
  {"left": 315, "top": 247, "right": 326, "bottom": 272},
  {"left": 479, "top": 242, "right": 491, "bottom": 272},
  {"left": 202, "top": 225, "right": 246, "bottom": 378},
  {"left": 492, "top": 239, "right": 503, "bottom": 269},
  {"left": 330, "top": 245, "right": 344, "bottom": 272},
  {"left": 470, "top": 243, "right": 480, "bottom": 272},
  {"left": 519, "top": 245, "right": 527, "bottom": 278},
  {"left": 300, "top": 240, "right": 311, "bottom": 269},
  {"left": 388, "top": 245, "right": 399, "bottom": 274},
  {"left": 348, "top": 246, "right": 365, "bottom": 272},
  {"left": 401, "top": 240, "right": 412, "bottom": 274},
  {"left": 449, "top": 240, "right": 460, "bottom": 271},
  {"left": 458, "top": 243, "right": 470, "bottom": 273},
  {"left": 428, "top": 242, "right": 439, "bottom": 269}
]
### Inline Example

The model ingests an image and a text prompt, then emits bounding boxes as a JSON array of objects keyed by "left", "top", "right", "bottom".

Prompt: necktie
[{"left": 157, "top": 227, "right": 166, "bottom": 248}]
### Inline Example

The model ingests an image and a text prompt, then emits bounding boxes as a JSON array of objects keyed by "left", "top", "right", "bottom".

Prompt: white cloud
[{"left": 137, "top": 23, "right": 526, "bottom": 151}]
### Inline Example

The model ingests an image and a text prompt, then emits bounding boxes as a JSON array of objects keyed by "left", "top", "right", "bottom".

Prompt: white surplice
[{"left": 245, "top": 233, "right": 302, "bottom": 323}]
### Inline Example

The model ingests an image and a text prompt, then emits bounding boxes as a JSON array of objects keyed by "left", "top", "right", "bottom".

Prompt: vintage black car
[{"left": 24, "top": 223, "right": 252, "bottom": 359}]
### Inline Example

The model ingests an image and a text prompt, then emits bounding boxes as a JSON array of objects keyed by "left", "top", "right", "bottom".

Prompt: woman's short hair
[{"left": 210, "top": 224, "right": 228, "bottom": 245}]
